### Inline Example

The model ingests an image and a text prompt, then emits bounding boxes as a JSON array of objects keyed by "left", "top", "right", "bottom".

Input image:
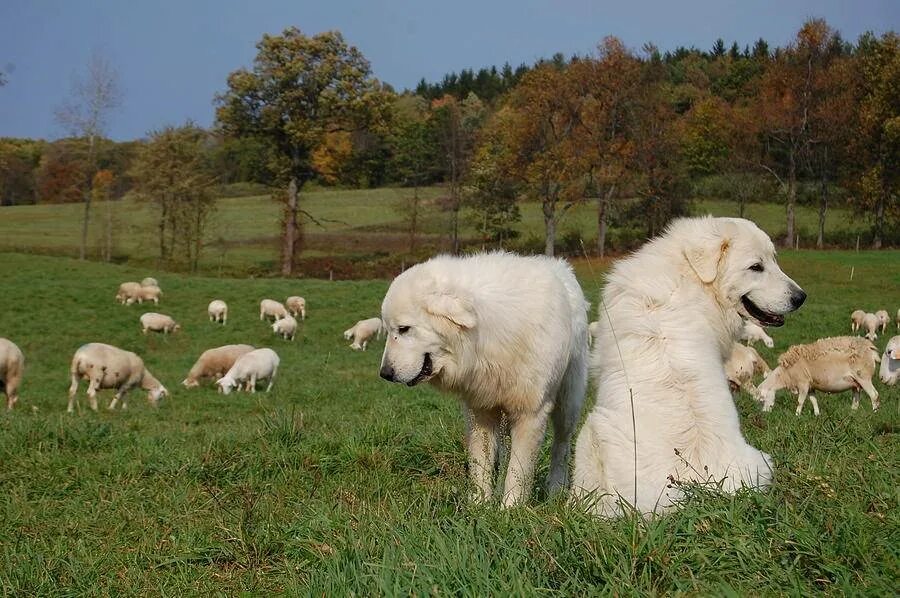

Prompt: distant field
[
  {"left": 0, "top": 187, "right": 875, "bottom": 276},
  {"left": 0, "top": 251, "right": 897, "bottom": 594}
]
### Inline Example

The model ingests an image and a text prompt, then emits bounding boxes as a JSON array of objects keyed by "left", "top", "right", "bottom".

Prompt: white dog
[
  {"left": 572, "top": 216, "right": 805, "bottom": 517},
  {"left": 379, "top": 252, "right": 589, "bottom": 507}
]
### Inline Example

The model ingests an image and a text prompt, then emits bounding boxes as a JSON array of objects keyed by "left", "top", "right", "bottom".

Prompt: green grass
[{"left": 0, "top": 251, "right": 897, "bottom": 594}]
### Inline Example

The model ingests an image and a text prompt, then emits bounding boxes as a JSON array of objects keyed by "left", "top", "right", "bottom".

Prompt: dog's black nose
[
  {"left": 379, "top": 365, "right": 395, "bottom": 382},
  {"left": 791, "top": 289, "right": 807, "bottom": 309}
]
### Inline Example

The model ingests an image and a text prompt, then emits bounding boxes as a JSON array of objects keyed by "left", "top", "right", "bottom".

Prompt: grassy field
[
  {"left": 0, "top": 250, "right": 897, "bottom": 594},
  {"left": 0, "top": 187, "right": 875, "bottom": 276}
]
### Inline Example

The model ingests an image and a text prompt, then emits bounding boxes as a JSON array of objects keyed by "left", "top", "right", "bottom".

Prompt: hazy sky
[{"left": 1, "top": 0, "right": 897, "bottom": 141}]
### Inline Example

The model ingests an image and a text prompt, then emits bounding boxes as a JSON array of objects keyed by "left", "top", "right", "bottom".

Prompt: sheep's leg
[
  {"left": 808, "top": 395, "right": 820, "bottom": 417},
  {"left": 249, "top": 375, "right": 257, "bottom": 393},
  {"left": 362, "top": 339, "right": 368, "bottom": 351},
  {"left": 795, "top": 387, "right": 809, "bottom": 416},
  {"left": 87, "top": 379, "right": 100, "bottom": 412},
  {"left": 68, "top": 374, "right": 80, "bottom": 413},
  {"left": 857, "top": 378, "right": 879, "bottom": 411},
  {"left": 850, "top": 388, "right": 860, "bottom": 410}
]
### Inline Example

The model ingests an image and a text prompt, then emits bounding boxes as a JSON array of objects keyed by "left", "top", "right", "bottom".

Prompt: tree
[
  {"left": 216, "top": 28, "right": 389, "bottom": 275},
  {"left": 131, "top": 125, "right": 216, "bottom": 272},
  {"left": 92, "top": 169, "right": 116, "bottom": 262},
  {"left": 54, "top": 51, "right": 121, "bottom": 260}
]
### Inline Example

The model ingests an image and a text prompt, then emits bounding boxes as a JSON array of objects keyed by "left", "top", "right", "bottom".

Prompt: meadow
[{"left": 0, "top": 249, "right": 897, "bottom": 594}]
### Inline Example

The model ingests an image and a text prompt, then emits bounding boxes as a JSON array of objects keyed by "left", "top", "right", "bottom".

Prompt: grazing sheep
[
  {"left": 757, "top": 336, "right": 880, "bottom": 416},
  {"left": 141, "top": 277, "right": 159, "bottom": 288},
  {"left": 739, "top": 320, "right": 775, "bottom": 348},
  {"left": 140, "top": 313, "right": 180, "bottom": 335},
  {"left": 182, "top": 344, "right": 254, "bottom": 388},
  {"left": 875, "top": 310, "right": 890, "bottom": 334},
  {"left": 259, "top": 299, "right": 287, "bottom": 321},
  {"left": 0, "top": 338, "right": 25, "bottom": 410},
  {"left": 861, "top": 312, "right": 880, "bottom": 341},
  {"left": 68, "top": 343, "right": 167, "bottom": 412},
  {"left": 588, "top": 320, "right": 600, "bottom": 347},
  {"left": 136, "top": 284, "right": 162, "bottom": 305},
  {"left": 850, "top": 309, "right": 866, "bottom": 332},
  {"left": 208, "top": 300, "right": 228, "bottom": 324},
  {"left": 344, "top": 317, "right": 383, "bottom": 351},
  {"left": 286, "top": 296, "right": 306, "bottom": 320},
  {"left": 724, "top": 342, "right": 771, "bottom": 400},
  {"left": 273, "top": 314, "right": 298, "bottom": 341},
  {"left": 880, "top": 335, "right": 899, "bottom": 386},
  {"left": 116, "top": 282, "right": 143, "bottom": 305},
  {"left": 215, "top": 348, "right": 279, "bottom": 395}
]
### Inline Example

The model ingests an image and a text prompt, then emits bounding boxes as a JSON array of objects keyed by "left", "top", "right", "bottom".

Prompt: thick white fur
[
  {"left": 208, "top": 300, "right": 228, "bottom": 324},
  {"left": 0, "top": 338, "right": 24, "bottom": 410},
  {"left": 572, "top": 216, "right": 804, "bottom": 517},
  {"left": 345, "top": 317, "right": 383, "bottom": 350},
  {"left": 215, "top": 348, "right": 279, "bottom": 395},
  {"left": 879, "top": 335, "right": 899, "bottom": 386},
  {"left": 740, "top": 320, "right": 774, "bottom": 348},
  {"left": 380, "top": 252, "right": 589, "bottom": 506}
]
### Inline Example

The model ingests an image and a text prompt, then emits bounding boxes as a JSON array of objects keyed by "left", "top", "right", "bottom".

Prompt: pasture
[{"left": 0, "top": 249, "right": 897, "bottom": 594}]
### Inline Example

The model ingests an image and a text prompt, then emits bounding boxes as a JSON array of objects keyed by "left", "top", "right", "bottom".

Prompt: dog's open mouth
[
  {"left": 407, "top": 353, "right": 433, "bottom": 387},
  {"left": 741, "top": 295, "right": 785, "bottom": 327}
]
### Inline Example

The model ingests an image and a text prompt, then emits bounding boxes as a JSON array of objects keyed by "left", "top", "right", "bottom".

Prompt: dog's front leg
[
  {"left": 502, "top": 409, "right": 549, "bottom": 507},
  {"left": 466, "top": 406, "right": 501, "bottom": 503}
]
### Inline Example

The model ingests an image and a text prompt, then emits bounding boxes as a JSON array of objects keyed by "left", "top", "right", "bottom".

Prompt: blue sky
[{"left": 1, "top": 0, "right": 897, "bottom": 141}]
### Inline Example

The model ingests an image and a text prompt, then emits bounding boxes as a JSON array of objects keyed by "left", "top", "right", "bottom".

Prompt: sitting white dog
[
  {"left": 379, "top": 252, "right": 589, "bottom": 506},
  {"left": 572, "top": 216, "right": 806, "bottom": 516}
]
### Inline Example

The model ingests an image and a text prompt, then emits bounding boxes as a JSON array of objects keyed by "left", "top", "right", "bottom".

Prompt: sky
[{"left": 1, "top": 0, "right": 897, "bottom": 141}]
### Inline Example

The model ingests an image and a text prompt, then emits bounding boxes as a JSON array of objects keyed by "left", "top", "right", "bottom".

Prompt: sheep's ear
[
  {"left": 683, "top": 236, "right": 729, "bottom": 284},
  {"left": 426, "top": 293, "right": 477, "bottom": 329}
]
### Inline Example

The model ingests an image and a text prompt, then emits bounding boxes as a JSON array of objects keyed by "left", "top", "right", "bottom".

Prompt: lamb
[
  {"left": 259, "top": 299, "right": 287, "bottom": 321},
  {"left": 850, "top": 309, "right": 866, "bottom": 332},
  {"left": 139, "top": 285, "right": 163, "bottom": 305},
  {"left": 68, "top": 342, "right": 167, "bottom": 412},
  {"left": 880, "top": 335, "right": 899, "bottom": 386},
  {"left": 739, "top": 320, "right": 775, "bottom": 348},
  {"left": 874, "top": 310, "right": 890, "bottom": 334},
  {"left": 757, "top": 336, "right": 880, "bottom": 416},
  {"left": 182, "top": 344, "right": 254, "bottom": 388},
  {"left": 286, "top": 296, "right": 306, "bottom": 320},
  {"left": 861, "top": 312, "right": 880, "bottom": 341},
  {"left": 215, "top": 348, "right": 279, "bottom": 394},
  {"left": 141, "top": 277, "right": 159, "bottom": 288},
  {"left": 724, "top": 342, "right": 771, "bottom": 400},
  {"left": 208, "top": 300, "right": 228, "bottom": 325},
  {"left": 0, "top": 338, "right": 25, "bottom": 410},
  {"left": 140, "top": 312, "right": 180, "bottom": 335},
  {"left": 343, "top": 317, "right": 383, "bottom": 351},
  {"left": 116, "top": 282, "right": 143, "bottom": 305},
  {"left": 273, "top": 314, "right": 298, "bottom": 341}
]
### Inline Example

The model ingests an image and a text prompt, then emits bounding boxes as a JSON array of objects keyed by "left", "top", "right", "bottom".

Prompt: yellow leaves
[{"left": 311, "top": 131, "right": 353, "bottom": 184}]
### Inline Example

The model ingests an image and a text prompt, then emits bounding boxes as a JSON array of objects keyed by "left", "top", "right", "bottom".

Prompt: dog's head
[
  {"left": 680, "top": 217, "right": 805, "bottom": 327},
  {"left": 379, "top": 263, "right": 475, "bottom": 387}
]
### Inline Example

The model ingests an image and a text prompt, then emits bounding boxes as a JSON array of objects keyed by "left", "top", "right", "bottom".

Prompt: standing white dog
[
  {"left": 572, "top": 216, "right": 806, "bottom": 517},
  {"left": 379, "top": 252, "right": 589, "bottom": 506}
]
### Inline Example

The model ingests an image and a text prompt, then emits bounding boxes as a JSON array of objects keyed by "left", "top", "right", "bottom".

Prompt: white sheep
[
  {"left": 140, "top": 312, "right": 180, "bottom": 335},
  {"left": 116, "top": 282, "right": 143, "bottom": 305},
  {"left": 757, "top": 336, "right": 880, "bottom": 416},
  {"left": 739, "top": 320, "right": 775, "bottom": 348},
  {"left": 861, "top": 312, "right": 879, "bottom": 341},
  {"left": 259, "top": 299, "right": 287, "bottom": 321},
  {"left": 182, "top": 344, "right": 254, "bottom": 388},
  {"left": 588, "top": 320, "right": 600, "bottom": 347},
  {"left": 850, "top": 309, "right": 866, "bottom": 332},
  {"left": 139, "top": 285, "right": 163, "bottom": 305},
  {"left": 215, "top": 348, "right": 280, "bottom": 395},
  {"left": 343, "top": 317, "right": 383, "bottom": 351},
  {"left": 208, "top": 300, "right": 228, "bottom": 325},
  {"left": 897, "top": 308, "right": 900, "bottom": 331},
  {"left": 874, "top": 310, "right": 890, "bottom": 334},
  {"left": 141, "top": 277, "right": 159, "bottom": 288},
  {"left": 0, "top": 338, "right": 25, "bottom": 410},
  {"left": 286, "top": 296, "right": 306, "bottom": 320},
  {"left": 273, "top": 314, "right": 298, "bottom": 341},
  {"left": 724, "top": 342, "right": 771, "bottom": 401},
  {"left": 880, "top": 335, "right": 899, "bottom": 386},
  {"left": 68, "top": 342, "right": 167, "bottom": 412}
]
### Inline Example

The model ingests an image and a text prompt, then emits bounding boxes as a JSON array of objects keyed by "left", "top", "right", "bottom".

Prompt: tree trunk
[
  {"left": 596, "top": 185, "right": 614, "bottom": 258},
  {"left": 543, "top": 198, "right": 556, "bottom": 257},
  {"left": 784, "top": 150, "right": 796, "bottom": 249},
  {"left": 873, "top": 191, "right": 885, "bottom": 249},
  {"left": 79, "top": 134, "right": 97, "bottom": 260},
  {"left": 281, "top": 176, "right": 299, "bottom": 276},
  {"left": 816, "top": 174, "right": 827, "bottom": 249}
]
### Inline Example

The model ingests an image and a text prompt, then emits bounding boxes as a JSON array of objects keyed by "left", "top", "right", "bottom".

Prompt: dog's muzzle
[{"left": 406, "top": 353, "right": 433, "bottom": 387}]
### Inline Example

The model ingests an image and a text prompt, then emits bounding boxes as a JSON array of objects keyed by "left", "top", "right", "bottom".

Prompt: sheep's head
[
  {"left": 181, "top": 377, "right": 199, "bottom": 388},
  {"left": 215, "top": 376, "right": 237, "bottom": 395},
  {"left": 148, "top": 385, "right": 167, "bottom": 406}
]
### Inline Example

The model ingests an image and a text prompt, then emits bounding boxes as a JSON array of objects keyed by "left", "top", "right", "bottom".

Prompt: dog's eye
[
  {"left": 749, "top": 263, "right": 764, "bottom": 272},
  {"left": 398, "top": 326, "right": 410, "bottom": 334}
]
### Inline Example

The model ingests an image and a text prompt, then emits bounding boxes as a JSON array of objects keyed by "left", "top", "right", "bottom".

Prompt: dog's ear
[
  {"left": 426, "top": 293, "right": 477, "bottom": 329},
  {"left": 683, "top": 236, "right": 729, "bottom": 284}
]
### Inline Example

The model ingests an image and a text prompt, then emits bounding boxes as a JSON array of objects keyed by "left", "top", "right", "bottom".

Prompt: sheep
[
  {"left": 116, "top": 282, "right": 143, "bottom": 305},
  {"left": 182, "top": 344, "right": 254, "bottom": 388},
  {"left": 140, "top": 312, "right": 180, "bottom": 335},
  {"left": 259, "top": 299, "right": 287, "bottom": 321},
  {"left": 897, "top": 308, "right": 900, "bottom": 331},
  {"left": 874, "top": 310, "right": 890, "bottom": 334},
  {"left": 757, "top": 336, "right": 880, "bottom": 417},
  {"left": 880, "top": 335, "right": 899, "bottom": 386},
  {"left": 141, "top": 277, "right": 159, "bottom": 288},
  {"left": 861, "top": 312, "right": 880, "bottom": 341},
  {"left": 273, "top": 314, "right": 298, "bottom": 341},
  {"left": 850, "top": 309, "right": 866, "bottom": 332},
  {"left": 215, "top": 348, "right": 279, "bottom": 395},
  {"left": 739, "top": 320, "right": 775, "bottom": 348},
  {"left": 286, "top": 296, "right": 306, "bottom": 320},
  {"left": 724, "top": 342, "right": 771, "bottom": 401},
  {"left": 343, "top": 317, "right": 383, "bottom": 351},
  {"left": 208, "top": 300, "right": 228, "bottom": 325},
  {"left": 139, "top": 285, "right": 163, "bottom": 305},
  {"left": 0, "top": 338, "right": 25, "bottom": 410},
  {"left": 588, "top": 320, "right": 600, "bottom": 347},
  {"left": 68, "top": 342, "right": 167, "bottom": 412}
]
